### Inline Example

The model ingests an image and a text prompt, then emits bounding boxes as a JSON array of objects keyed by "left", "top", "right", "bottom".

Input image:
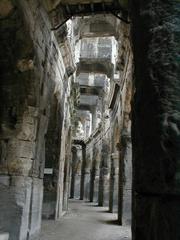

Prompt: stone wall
[
  {"left": 131, "top": 1, "right": 180, "bottom": 239},
  {"left": 1, "top": 1, "right": 179, "bottom": 239},
  {"left": 0, "top": 0, "right": 75, "bottom": 239}
]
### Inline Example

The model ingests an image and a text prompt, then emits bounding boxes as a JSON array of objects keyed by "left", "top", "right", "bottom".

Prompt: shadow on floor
[
  {"left": 99, "top": 210, "right": 110, "bottom": 213},
  {"left": 98, "top": 219, "right": 120, "bottom": 225},
  {"left": 84, "top": 203, "right": 110, "bottom": 212}
]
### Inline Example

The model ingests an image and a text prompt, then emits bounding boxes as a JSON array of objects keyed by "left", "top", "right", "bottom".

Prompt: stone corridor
[
  {"left": 0, "top": 1, "right": 179, "bottom": 240},
  {"left": 40, "top": 199, "right": 131, "bottom": 240}
]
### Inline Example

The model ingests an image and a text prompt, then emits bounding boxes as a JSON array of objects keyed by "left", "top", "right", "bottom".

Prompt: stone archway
[{"left": 42, "top": 96, "right": 63, "bottom": 219}]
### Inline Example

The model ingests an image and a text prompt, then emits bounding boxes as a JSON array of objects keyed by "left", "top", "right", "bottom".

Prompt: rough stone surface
[
  {"left": 0, "top": 0, "right": 75, "bottom": 238},
  {"left": 131, "top": 0, "right": 180, "bottom": 239},
  {"left": 3, "top": 0, "right": 178, "bottom": 239}
]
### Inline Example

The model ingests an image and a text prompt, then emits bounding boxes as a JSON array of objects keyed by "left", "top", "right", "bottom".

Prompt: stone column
[
  {"left": 0, "top": 109, "right": 45, "bottom": 240},
  {"left": 98, "top": 165, "right": 104, "bottom": 206},
  {"left": 84, "top": 166, "right": 91, "bottom": 201},
  {"left": 109, "top": 152, "right": 119, "bottom": 213},
  {"left": 98, "top": 166, "right": 109, "bottom": 206},
  {"left": 70, "top": 147, "right": 77, "bottom": 199},
  {"left": 118, "top": 133, "right": 132, "bottom": 225},
  {"left": 80, "top": 144, "right": 86, "bottom": 200},
  {"left": 94, "top": 163, "right": 100, "bottom": 203},
  {"left": 63, "top": 152, "right": 71, "bottom": 211},
  {"left": 74, "top": 147, "right": 82, "bottom": 199},
  {"left": 83, "top": 151, "right": 92, "bottom": 200},
  {"left": 131, "top": 1, "right": 180, "bottom": 239},
  {"left": 89, "top": 162, "right": 96, "bottom": 202},
  {"left": 98, "top": 140, "right": 110, "bottom": 206}
]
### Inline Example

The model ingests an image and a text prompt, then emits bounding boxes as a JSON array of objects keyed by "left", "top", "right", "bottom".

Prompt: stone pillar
[
  {"left": 83, "top": 151, "right": 91, "bottom": 200},
  {"left": 98, "top": 139, "right": 110, "bottom": 206},
  {"left": 80, "top": 144, "right": 86, "bottom": 200},
  {"left": 89, "top": 162, "right": 96, "bottom": 202},
  {"left": 94, "top": 165, "right": 100, "bottom": 203},
  {"left": 131, "top": 1, "right": 180, "bottom": 239},
  {"left": 74, "top": 147, "right": 82, "bottom": 199},
  {"left": 98, "top": 167, "right": 109, "bottom": 206},
  {"left": 98, "top": 166, "right": 104, "bottom": 206},
  {"left": 84, "top": 167, "right": 91, "bottom": 201},
  {"left": 70, "top": 147, "right": 77, "bottom": 199},
  {"left": 109, "top": 152, "right": 119, "bottom": 213},
  {"left": 63, "top": 152, "right": 71, "bottom": 211},
  {"left": 118, "top": 133, "right": 132, "bottom": 225},
  {"left": 0, "top": 108, "right": 45, "bottom": 240}
]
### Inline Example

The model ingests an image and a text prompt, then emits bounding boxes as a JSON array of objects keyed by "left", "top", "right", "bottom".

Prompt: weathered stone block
[
  {"left": 29, "top": 179, "right": 43, "bottom": 239},
  {"left": 0, "top": 177, "right": 32, "bottom": 240}
]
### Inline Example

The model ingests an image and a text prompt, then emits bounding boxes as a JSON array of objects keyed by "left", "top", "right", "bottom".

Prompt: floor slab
[{"left": 40, "top": 199, "right": 131, "bottom": 240}]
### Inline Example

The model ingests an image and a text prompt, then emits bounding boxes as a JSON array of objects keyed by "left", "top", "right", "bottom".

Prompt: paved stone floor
[{"left": 40, "top": 199, "right": 131, "bottom": 240}]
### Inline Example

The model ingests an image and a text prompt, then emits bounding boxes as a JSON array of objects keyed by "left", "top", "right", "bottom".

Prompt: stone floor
[{"left": 40, "top": 199, "right": 131, "bottom": 240}]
